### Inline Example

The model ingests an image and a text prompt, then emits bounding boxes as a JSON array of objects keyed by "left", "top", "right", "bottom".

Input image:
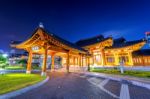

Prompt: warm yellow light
[{"left": 32, "top": 46, "right": 39, "bottom": 51}]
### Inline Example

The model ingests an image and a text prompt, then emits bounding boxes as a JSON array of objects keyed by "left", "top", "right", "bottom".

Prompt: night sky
[{"left": 0, "top": 0, "right": 150, "bottom": 52}]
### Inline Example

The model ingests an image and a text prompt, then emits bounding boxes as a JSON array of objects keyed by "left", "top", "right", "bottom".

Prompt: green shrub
[{"left": 91, "top": 68, "right": 150, "bottom": 78}]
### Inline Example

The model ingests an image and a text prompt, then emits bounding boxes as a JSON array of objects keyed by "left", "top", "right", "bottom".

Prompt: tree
[
  {"left": 0, "top": 55, "right": 7, "bottom": 69},
  {"left": 0, "top": 55, "right": 7, "bottom": 64},
  {"left": 18, "top": 59, "right": 27, "bottom": 66}
]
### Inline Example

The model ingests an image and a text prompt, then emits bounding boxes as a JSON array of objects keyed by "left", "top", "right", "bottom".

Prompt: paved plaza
[{"left": 11, "top": 72, "right": 150, "bottom": 99}]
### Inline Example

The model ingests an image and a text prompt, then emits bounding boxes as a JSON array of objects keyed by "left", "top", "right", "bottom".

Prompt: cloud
[
  {"left": 0, "top": 49, "right": 4, "bottom": 53},
  {"left": 101, "top": 30, "right": 121, "bottom": 38},
  {"left": 101, "top": 29, "right": 135, "bottom": 38}
]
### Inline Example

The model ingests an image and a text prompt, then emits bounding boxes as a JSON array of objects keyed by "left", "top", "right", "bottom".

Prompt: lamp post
[{"left": 2, "top": 53, "right": 8, "bottom": 58}]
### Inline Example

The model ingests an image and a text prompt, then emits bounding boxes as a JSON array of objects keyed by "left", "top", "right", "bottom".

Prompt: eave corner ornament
[{"left": 39, "top": 22, "right": 44, "bottom": 28}]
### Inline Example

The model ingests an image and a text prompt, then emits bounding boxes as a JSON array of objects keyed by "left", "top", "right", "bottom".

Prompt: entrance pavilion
[{"left": 11, "top": 24, "right": 88, "bottom": 76}]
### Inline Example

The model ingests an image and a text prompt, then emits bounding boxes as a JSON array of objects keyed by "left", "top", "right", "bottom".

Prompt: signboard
[{"left": 32, "top": 46, "right": 39, "bottom": 51}]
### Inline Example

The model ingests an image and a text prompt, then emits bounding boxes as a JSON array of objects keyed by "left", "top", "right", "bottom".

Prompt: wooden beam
[{"left": 47, "top": 44, "right": 68, "bottom": 53}]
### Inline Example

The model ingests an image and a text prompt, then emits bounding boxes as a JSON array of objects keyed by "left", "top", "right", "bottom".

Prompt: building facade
[{"left": 10, "top": 25, "right": 148, "bottom": 75}]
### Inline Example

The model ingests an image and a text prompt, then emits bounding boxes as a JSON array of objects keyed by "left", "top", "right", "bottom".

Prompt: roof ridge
[{"left": 125, "top": 38, "right": 145, "bottom": 43}]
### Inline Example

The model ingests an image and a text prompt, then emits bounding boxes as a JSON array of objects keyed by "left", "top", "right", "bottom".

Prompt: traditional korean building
[
  {"left": 10, "top": 24, "right": 148, "bottom": 75},
  {"left": 132, "top": 49, "right": 150, "bottom": 66}
]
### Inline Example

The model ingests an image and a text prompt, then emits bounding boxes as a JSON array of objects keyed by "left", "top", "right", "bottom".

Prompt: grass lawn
[
  {"left": 2, "top": 65, "right": 41, "bottom": 70},
  {"left": 0, "top": 73, "right": 46, "bottom": 95},
  {"left": 90, "top": 68, "right": 150, "bottom": 78},
  {"left": 5, "top": 66, "right": 26, "bottom": 70}
]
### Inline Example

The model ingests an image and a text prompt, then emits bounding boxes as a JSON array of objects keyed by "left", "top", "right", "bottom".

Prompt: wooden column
[
  {"left": 86, "top": 56, "right": 88, "bottom": 66},
  {"left": 128, "top": 51, "right": 133, "bottom": 66},
  {"left": 41, "top": 48, "right": 48, "bottom": 76},
  {"left": 73, "top": 56, "right": 75, "bottom": 66},
  {"left": 114, "top": 53, "right": 119, "bottom": 66},
  {"left": 66, "top": 52, "right": 70, "bottom": 73},
  {"left": 78, "top": 57, "right": 80, "bottom": 66},
  {"left": 101, "top": 49, "right": 106, "bottom": 66},
  {"left": 87, "top": 56, "right": 90, "bottom": 71},
  {"left": 92, "top": 51, "right": 95, "bottom": 66},
  {"left": 76, "top": 57, "right": 78, "bottom": 66},
  {"left": 88, "top": 57, "right": 90, "bottom": 65},
  {"left": 80, "top": 54, "right": 82, "bottom": 66},
  {"left": 82, "top": 54, "right": 84, "bottom": 66},
  {"left": 51, "top": 53, "right": 55, "bottom": 71},
  {"left": 26, "top": 50, "right": 33, "bottom": 74},
  {"left": 72, "top": 56, "right": 74, "bottom": 66},
  {"left": 79, "top": 54, "right": 81, "bottom": 66}
]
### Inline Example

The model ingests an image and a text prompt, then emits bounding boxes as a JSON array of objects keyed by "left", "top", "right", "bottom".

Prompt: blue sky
[{"left": 0, "top": 0, "right": 150, "bottom": 51}]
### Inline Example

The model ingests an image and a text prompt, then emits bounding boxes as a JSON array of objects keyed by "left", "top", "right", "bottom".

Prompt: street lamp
[{"left": 2, "top": 53, "right": 8, "bottom": 58}]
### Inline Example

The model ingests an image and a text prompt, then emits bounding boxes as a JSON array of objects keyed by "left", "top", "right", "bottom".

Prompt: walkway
[{"left": 11, "top": 71, "right": 150, "bottom": 99}]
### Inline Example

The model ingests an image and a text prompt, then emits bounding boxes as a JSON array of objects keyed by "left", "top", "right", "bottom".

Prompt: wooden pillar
[
  {"left": 76, "top": 57, "right": 78, "bottom": 66},
  {"left": 92, "top": 51, "right": 95, "bottom": 66},
  {"left": 86, "top": 57, "right": 88, "bottom": 66},
  {"left": 114, "top": 53, "right": 119, "bottom": 66},
  {"left": 86, "top": 56, "right": 88, "bottom": 66},
  {"left": 73, "top": 56, "right": 75, "bottom": 66},
  {"left": 41, "top": 48, "right": 48, "bottom": 76},
  {"left": 77, "top": 57, "right": 78, "bottom": 66},
  {"left": 128, "top": 51, "right": 133, "bottom": 66},
  {"left": 82, "top": 54, "right": 84, "bottom": 66},
  {"left": 88, "top": 56, "right": 90, "bottom": 66},
  {"left": 26, "top": 50, "right": 33, "bottom": 74},
  {"left": 51, "top": 53, "right": 55, "bottom": 71},
  {"left": 87, "top": 56, "right": 90, "bottom": 71},
  {"left": 80, "top": 55, "right": 82, "bottom": 66},
  {"left": 75, "top": 57, "right": 77, "bottom": 66},
  {"left": 79, "top": 54, "right": 81, "bottom": 66},
  {"left": 89, "top": 57, "right": 91, "bottom": 65},
  {"left": 142, "top": 56, "right": 145, "bottom": 66},
  {"left": 66, "top": 52, "right": 70, "bottom": 73},
  {"left": 101, "top": 49, "right": 106, "bottom": 66}
]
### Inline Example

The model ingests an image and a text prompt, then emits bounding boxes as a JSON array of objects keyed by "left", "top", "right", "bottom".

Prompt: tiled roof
[
  {"left": 105, "top": 37, "right": 145, "bottom": 49},
  {"left": 11, "top": 27, "right": 87, "bottom": 52},
  {"left": 41, "top": 28, "right": 87, "bottom": 52},
  {"left": 132, "top": 49, "right": 150, "bottom": 56},
  {"left": 113, "top": 37, "right": 126, "bottom": 44},
  {"left": 10, "top": 27, "right": 146, "bottom": 52},
  {"left": 75, "top": 35, "right": 111, "bottom": 47}
]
